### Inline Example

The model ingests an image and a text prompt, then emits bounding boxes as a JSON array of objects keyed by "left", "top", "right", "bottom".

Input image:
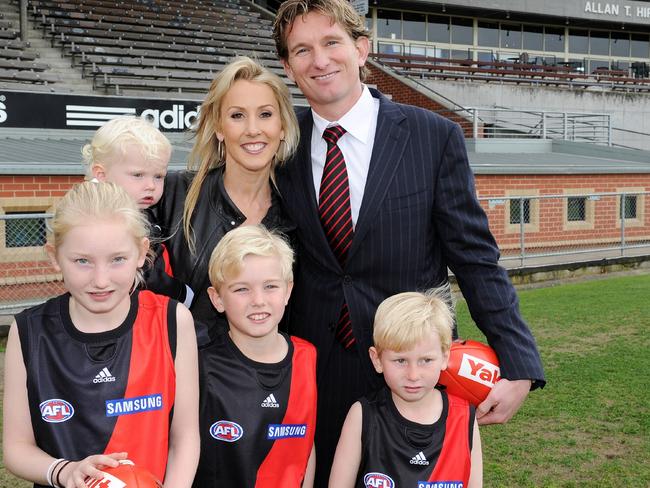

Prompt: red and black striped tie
[{"left": 319, "top": 125, "right": 355, "bottom": 348}]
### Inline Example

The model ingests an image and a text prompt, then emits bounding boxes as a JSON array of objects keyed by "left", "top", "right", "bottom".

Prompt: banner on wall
[{"left": 0, "top": 91, "right": 201, "bottom": 132}]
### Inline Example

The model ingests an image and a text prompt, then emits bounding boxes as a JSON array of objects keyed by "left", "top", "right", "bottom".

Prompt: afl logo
[
  {"left": 40, "top": 399, "right": 74, "bottom": 423},
  {"left": 210, "top": 420, "right": 243, "bottom": 442},
  {"left": 364, "top": 472, "right": 395, "bottom": 488}
]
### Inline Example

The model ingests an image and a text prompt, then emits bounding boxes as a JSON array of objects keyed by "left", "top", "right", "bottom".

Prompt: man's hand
[{"left": 476, "top": 378, "right": 531, "bottom": 425}]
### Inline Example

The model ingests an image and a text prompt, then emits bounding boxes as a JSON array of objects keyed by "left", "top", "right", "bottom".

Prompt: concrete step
[{"left": 1, "top": 0, "right": 95, "bottom": 93}]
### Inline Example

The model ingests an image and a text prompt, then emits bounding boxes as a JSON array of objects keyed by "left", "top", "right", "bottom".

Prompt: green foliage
[{"left": 457, "top": 274, "right": 650, "bottom": 487}]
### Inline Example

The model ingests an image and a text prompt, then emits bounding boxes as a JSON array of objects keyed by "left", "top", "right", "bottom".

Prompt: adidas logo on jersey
[
  {"left": 410, "top": 451, "right": 429, "bottom": 465},
  {"left": 261, "top": 394, "right": 280, "bottom": 408},
  {"left": 93, "top": 367, "right": 116, "bottom": 383}
]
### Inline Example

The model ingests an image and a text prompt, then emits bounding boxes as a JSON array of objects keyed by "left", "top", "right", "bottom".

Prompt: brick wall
[
  {"left": 0, "top": 170, "right": 648, "bottom": 302},
  {"left": 0, "top": 175, "right": 82, "bottom": 300},
  {"left": 0, "top": 175, "right": 82, "bottom": 198},
  {"left": 475, "top": 173, "right": 650, "bottom": 251},
  {"left": 0, "top": 263, "right": 62, "bottom": 302}
]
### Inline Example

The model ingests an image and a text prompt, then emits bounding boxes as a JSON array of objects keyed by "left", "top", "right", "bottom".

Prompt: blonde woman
[{"left": 152, "top": 56, "right": 299, "bottom": 345}]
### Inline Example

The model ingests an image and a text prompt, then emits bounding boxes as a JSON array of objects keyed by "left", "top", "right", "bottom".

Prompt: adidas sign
[
  {"left": 261, "top": 394, "right": 280, "bottom": 408},
  {"left": 410, "top": 451, "right": 429, "bottom": 465},
  {"left": 93, "top": 367, "right": 116, "bottom": 384},
  {"left": 0, "top": 100, "right": 7, "bottom": 124}
]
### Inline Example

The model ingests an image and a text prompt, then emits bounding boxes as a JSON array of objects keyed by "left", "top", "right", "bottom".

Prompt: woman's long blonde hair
[{"left": 183, "top": 56, "right": 299, "bottom": 254}]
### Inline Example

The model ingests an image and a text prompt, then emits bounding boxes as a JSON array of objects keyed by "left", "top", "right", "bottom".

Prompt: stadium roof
[
  {"left": 0, "top": 128, "right": 649, "bottom": 175},
  {"left": 0, "top": 128, "right": 194, "bottom": 174},
  {"left": 467, "top": 139, "right": 650, "bottom": 174}
]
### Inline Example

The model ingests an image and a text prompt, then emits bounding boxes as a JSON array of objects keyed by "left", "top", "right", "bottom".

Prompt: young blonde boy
[
  {"left": 329, "top": 289, "right": 483, "bottom": 488},
  {"left": 82, "top": 116, "right": 192, "bottom": 306},
  {"left": 195, "top": 225, "right": 316, "bottom": 488}
]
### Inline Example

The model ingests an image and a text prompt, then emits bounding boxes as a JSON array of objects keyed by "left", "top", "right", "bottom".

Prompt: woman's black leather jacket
[{"left": 150, "top": 167, "right": 295, "bottom": 346}]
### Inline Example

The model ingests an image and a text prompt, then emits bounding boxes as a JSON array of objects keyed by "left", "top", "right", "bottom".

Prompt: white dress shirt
[{"left": 310, "top": 85, "right": 380, "bottom": 228}]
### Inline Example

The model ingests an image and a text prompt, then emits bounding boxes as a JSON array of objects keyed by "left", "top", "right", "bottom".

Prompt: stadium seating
[
  {"left": 4, "top": 1, "right": 646, "bottom": 98},
  {"left": 0, "top": 11, "right": 60, "bottom": 87},
  {"left": 23, "top": 0, "right": 305, "bottom": 99},
  {"left": 370, "top": 52, "right": 650, "bottom": 93}
]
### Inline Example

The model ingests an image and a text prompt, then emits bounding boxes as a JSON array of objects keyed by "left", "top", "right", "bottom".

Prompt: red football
[
  {"left": 85, "top": 460, "right": 162, "bottom": 488},
  {"left": 438, "top": 339, "right": 501, "bottom": 406}
]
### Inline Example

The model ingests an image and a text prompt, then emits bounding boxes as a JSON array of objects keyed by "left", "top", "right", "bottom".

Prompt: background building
[{"left": 0, "top": 0, "right": 649, "bottom": 311}]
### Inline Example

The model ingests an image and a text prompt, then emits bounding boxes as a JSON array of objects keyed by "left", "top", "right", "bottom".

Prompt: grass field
[
  {"left": 1, "top": 273, "right": 649, "bottom": 487},
  {"left": 458, "top": 273, "right": 650, "bottom": 487}
]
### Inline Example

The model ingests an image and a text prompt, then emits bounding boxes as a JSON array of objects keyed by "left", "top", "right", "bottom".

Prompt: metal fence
[
  {"left": 1, "top": 191, "right": 649, "bottom": 310},
  {"left": 478, "top": 191, "right": 650, "bottom": 268},
  {"left": 0, "top": 212, "right": 64, "bottom": 312},
  {"left": 467, "top": 108, "right": 612, "bottom": 145},
  {"left": 385, "top": 70, "right": 624, "bottom": 147}
]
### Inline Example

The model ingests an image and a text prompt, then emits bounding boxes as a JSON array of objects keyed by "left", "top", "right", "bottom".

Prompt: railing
[
  {"left": 370, "top": 53, "right": 648, "bottom": 148},
  {"left": 611, "top": 126, "right": 650, "bottom": 151},
  {"left": 1, "top": 192, "right": 649, "bottom": 310},
  {"left": 370, "top": 49, "right": 650, "bottom": 81},
  {"left": 478, "top": 191, "right": 650, "bottom": 269},
  {"left": 372, "top": 71, "right": 614, "bottom": 146},
  {"left": 466, "top": 107, "right": 612, "bottom": 144}
]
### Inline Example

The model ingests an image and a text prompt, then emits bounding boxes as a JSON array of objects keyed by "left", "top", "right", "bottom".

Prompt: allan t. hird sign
[
  {"left": 584, "top": 1, "right": 650, "bottom": 20},
  {"left": 429, "top": 0, "right": 650, "bottom": 26}
]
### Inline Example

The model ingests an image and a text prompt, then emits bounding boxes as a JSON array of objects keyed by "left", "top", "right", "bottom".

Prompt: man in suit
[{"left": 273, "top": 0, "right": 545, "bottom": 482}]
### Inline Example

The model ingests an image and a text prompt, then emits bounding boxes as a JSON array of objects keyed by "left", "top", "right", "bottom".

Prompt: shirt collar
[{"left": 311, "top": 85, "right": 374, "bottom": 144}]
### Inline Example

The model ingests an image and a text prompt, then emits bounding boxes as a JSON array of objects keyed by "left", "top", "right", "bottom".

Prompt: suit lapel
[
  {"left": 291, "top": 94, "right": 408, "bottom": 268},
  {"left": 349, "top": 91, "right": 408, "bottom": 260},
  {"left": 292, "top": 109, "right": 342, "bottom": 269},
  {"left": 293, "top": 110, "right": 318, "bottom": 216}
]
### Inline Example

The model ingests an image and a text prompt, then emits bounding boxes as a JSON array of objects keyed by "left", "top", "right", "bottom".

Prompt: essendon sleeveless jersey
[
  {"left": 357, "top": 388, "right": 474, "bottom": 488},
  {"left": 160, "top": 243, "right": 173, "bottom": 276},
  {"left": 149, "top": 220, "right": 173, "bottom": 277},
  {"left": 194, "top": 332, "right": 317, "bottom": 488},
  {"left": 16, "top": 291, "right": 177, "bottom": 486}
]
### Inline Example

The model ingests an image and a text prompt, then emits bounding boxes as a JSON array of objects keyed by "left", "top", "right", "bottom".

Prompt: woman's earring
[{"left": 217, "top": 138, "right": 225, "bottom": 162}]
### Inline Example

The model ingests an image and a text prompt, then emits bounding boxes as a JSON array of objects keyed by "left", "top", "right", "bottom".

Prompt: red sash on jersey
[
  {"left": 103, "top": 292, "right": 176, "bottom": 482},
  {"left": 428, "top": 394, "right": 471, "bottom": 485},
  {"left": 161, "top": 243, "right": 173, "bottom": 277},
  {"left": 255, "top": 336, "right": 317, "bottom": 487}
]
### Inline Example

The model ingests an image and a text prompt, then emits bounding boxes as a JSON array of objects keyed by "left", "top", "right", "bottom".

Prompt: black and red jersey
[
  {"left": 357, "top": 387, "right": 474, "bottom": 488},
  {"left": 16, "top": 290, "right": 177, "bottom": 486},
  {"left": 194, "top": 331, "right": 317, "bottom": 488},
  {"left": 142, "top": 209, "right": 188, "bottom": 303}
]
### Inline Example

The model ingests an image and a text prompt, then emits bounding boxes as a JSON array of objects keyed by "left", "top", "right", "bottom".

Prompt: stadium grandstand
[
  {"left": 0, "top": 0, "right": 649, "bottom": 313},
  {"left": 361, "top": 0, "right": 650, "bottom": 150},
  {"left": 0, "top": 0, "right": 648, "bottom": 141}
]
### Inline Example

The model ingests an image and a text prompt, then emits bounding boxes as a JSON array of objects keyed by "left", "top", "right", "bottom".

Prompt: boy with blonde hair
[
  {"left": 195, "top": 225, "right": 317, "bottom": 487},
  {"left": 82, "top": 116, "right": 192, "bottom": 306},
  {"left": 329, "top": 288, "right": 483, "bottom": 488}
]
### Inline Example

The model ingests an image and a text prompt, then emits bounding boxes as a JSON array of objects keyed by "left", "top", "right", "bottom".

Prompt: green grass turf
[{"left": 456, "top": 273, "right": 650, "bottom": 487}]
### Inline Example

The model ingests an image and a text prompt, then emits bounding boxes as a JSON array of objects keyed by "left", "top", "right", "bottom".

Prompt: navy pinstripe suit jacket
[{"left": 277, "top": 88, "right": 545, "bottom": 389}]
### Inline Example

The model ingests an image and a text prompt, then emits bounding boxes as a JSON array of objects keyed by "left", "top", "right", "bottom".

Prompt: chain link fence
[
  {"left": 479, "top": 191, "right": 650, "bottom": 268},
  {"left": 0, "top": 213, "right": 64, "bottom": 313},
  {"left": 1, "top": 191, "right": 649, "bottom": 311}
]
